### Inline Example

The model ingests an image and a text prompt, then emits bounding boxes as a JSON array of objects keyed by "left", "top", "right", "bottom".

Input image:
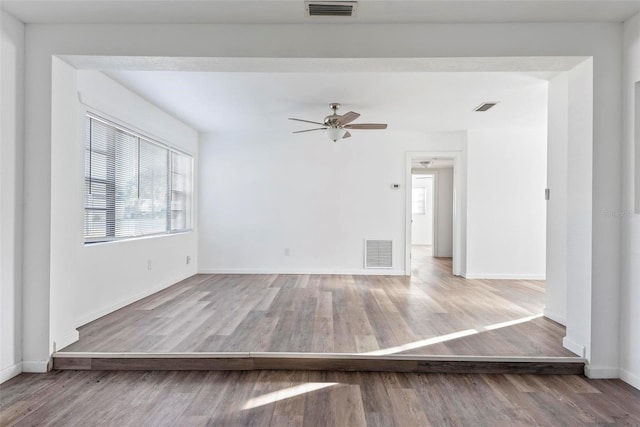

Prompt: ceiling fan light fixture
[
  {"left": 289, "top": 103, "right": 387, "bottom": 142},
  {"left": 327, "top": 127, "right": 347, "bottom": 142}
]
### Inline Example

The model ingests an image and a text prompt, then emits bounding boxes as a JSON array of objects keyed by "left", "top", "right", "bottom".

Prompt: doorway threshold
[{"left": 53, "top": 351, "right": 585, "bottom": 375}]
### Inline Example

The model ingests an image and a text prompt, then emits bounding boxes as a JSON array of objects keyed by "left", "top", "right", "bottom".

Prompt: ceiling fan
[{"left": 289, "top": 103, "right": 388, "bottom": 142}]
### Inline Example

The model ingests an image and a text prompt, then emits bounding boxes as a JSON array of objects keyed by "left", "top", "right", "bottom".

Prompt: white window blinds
[{"left": 84, "top": 115, "right": 193, "bottom": 243}]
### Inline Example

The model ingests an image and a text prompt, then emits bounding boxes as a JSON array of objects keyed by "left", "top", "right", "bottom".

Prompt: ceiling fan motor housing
[
  {"left": 325, "top": 103, "right": 342, "bottom": 127},
  {"left": 324, "top": 116, "right": 342, "bottom": 127}
]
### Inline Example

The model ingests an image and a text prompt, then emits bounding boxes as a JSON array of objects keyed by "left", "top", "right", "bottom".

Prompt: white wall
[
  {"left": 432, "top": 168, "right": 454, "bottom": 257},
  {"left": 199, "top": 130, "right": 465, "bottom": 274},
  {"left": 620, "top": 11, "right": 640, "bottom": 389},
  {"left": 0, "top": 11, "right": 24, "bottom": 383},
  {"left": 545, "top": 72, "right": 569, "bottom": 326},
  {"left": 465, "top": 129, "right": 547, "bottom": 279},
  {"left": 17, "top": 22, "right": 621, "bottom": 377},
  {"left": 566, "top": 59, "right": 597, "bottom": 364},
  {"left": 49, "top": 67, "right": 199, "bottom": 352},
  {"left": 411, "top": 175, "right": 433, "bottom": 246}
]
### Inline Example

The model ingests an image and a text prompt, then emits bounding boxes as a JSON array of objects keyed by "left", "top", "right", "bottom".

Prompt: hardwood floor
[
  {"left": 60, "top": 246, "right": 575, "bottom": 357},
  {"left": 2, "top": 370, "right": 639, "bottom": 426}
]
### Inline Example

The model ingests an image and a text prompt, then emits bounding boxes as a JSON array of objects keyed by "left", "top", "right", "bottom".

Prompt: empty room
[{"left": 2, "top": 0, "right": 640, "bottom": 424}]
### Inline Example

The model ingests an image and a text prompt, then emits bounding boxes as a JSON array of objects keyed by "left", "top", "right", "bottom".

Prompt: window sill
[{"left": 84, "top": 229, "right": 193, "bottom": 246}]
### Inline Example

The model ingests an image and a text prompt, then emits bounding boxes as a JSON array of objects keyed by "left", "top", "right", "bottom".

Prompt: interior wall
[
  {"left": 18, "top": 22, "right": 620, "bottom": 376},
  {"left": 199, "top": 130, "right": 465, "bottom": 274},
  {"left": 0, "top": 11, "right": 24, "bottom": 383},
  {"left": 465, "top": 128, "right": 547, "bottom": 279},
  {"left": 620, "top": 11, "right": 640, "bottom": 389},
  {"left": 49, "top": 68, "right": 199, "bottom": 351},
  {"left": 49, "top": 57, "right": 79, "bottom": 353},
  {"left": 565, "top": 59, "right": 596, "bottom": 364},
  {"left": 432, "top": 168, "right": 454, "bottom": 257},
  {"left": 545, "top": 72, "right": 569, "bottom": 325},
  {"left": 411, "top": 175, "right": 434, "bottom": 246}
]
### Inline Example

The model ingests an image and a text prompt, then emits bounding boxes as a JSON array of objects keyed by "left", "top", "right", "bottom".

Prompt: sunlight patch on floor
[
  {"left": 480, "top": 313, "right": 543, "bottom": 331},
  {"left": 242, "top": 382, "right": 339, "bottom": 410},
  {"left": 364, "top": 313, "right": 544, "bottom": 356}
]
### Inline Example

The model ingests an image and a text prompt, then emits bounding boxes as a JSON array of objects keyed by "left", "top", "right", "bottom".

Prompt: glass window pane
[{"left": 84, "top": 115, "right": 192, "bottom": 243}]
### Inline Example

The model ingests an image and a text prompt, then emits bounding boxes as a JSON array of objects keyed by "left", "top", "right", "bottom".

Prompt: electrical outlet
[
  {"left": 186, "top": 255, "right": 191, "bottom": 264},
  {"left": 147, "top": 259, "right": 152, "bottom": 271},
  {"left": 284, "top": 248, "right": 290, "bottom": 256}
]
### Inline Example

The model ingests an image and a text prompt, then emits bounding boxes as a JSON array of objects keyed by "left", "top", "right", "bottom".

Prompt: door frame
[{"left": 405, "top": 151, "right": 464, "bottom": 276}]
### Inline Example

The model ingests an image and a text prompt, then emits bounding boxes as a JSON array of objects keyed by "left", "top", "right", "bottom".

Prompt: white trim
[
  {"left": 76, "top": 272, "right": 195, "bottom": 327},
  {"left": 562, "top": 336, "right": 586, "bottom": 357},
  {"left": 543, "top": 308, "right": 567, "bottom": 326},
  {"left": 198, "top": 268, "right": 406, "bottom": 276},
  {"left": 584, "top": 365, "right": 619, "bottom": 379},
  {"left": 1, "top": 362, "right": 23, "bottom": 383},
  {"left": 463, "top": 273, "right": 546, "bottom": 280},
  {"left": 22, "top": 360, "right": 50, "bottom": 373},
  {"left": 405, "top": 151, "right": 463, "bottom": 276},
  {"left": 620, "top": 368, "right": 640, "bottom": 390}
]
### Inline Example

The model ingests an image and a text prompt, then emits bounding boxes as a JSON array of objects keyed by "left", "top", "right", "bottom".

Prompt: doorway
[
  {"left": 405, "top": 153, "right": 460, "bottom": 276},
  {"left": 411, "top": 173, "right": 435, "bottom": 259}
]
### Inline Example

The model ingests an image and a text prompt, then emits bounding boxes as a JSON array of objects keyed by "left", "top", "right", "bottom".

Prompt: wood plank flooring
[
  {"left": 2, "top": 370, "right": 639, "bottom": 426},
  {"left": 60, "top": 246, "right": 576, "bottom": 357}
]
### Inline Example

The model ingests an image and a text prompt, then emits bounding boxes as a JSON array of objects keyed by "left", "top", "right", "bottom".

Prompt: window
[{"left": 84, "top": 115, "right": 193, "bottom": 243}]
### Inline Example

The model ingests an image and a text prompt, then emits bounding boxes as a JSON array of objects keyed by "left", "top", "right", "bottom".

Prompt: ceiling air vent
[
  {"left": 474, "top": 102, "right": 499, "bottom": 112},
  {"left": 305, "top": 1, "right": 358, "bottom": 17}
]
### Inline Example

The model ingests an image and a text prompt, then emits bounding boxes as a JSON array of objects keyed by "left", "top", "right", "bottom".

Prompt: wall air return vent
[
  {"left": 364, "top": 239, "right": 393, "bottom": 269},
  {"left": 474, "top": 102, "right": 499, "bottom": 112},
  {"left": 305, "top": 1, "right": 358, "bottom": 17}
]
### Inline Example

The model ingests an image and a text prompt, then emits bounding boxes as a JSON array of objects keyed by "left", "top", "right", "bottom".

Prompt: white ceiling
[
  {"left": 412, "top": 159, "right": 455, "bottom": 170},
  {"left": 3, "top": 0, "right": 640, "bottom": 24},
  {"left": 104, "top": 70, "right": 550, "bottom": 134}
]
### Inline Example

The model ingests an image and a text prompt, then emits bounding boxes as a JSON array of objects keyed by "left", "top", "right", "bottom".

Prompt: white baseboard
[
  {"left": 22, "top": 360, "right": 50, "bottom": 373},
  {"left": 585, "top": 365, "right": 619, "bottom": 379},
  {"left": 198, "top": 268, "right": 406, "bottom": 276},
  {"left": 76, "top": 272, "right": 195, "bottom": 327},
  {"left": 620, "top": 368, "right": 640, "bottom": 390},
  {"left": 463, "top": 273, "right": 546, "bottom": 280},
  {"left": 562, "top": 336, "right": 585, "bottom": 357},
  {"left": 1, "top": 362, "right": 23, "bottom": 383},
  {"left": 543, "top": 308, "right": 567, "bottom": 326}
]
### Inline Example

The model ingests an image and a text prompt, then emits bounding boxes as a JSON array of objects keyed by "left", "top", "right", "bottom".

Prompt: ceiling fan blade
[
  {"left": 343, "top": 131, "right": 352, "bottom": 139},
  {"left": 292, "top": 128, "right": 326, "bottom": 134},
  {"left": 344, "top": 123, "right": 388, "bottom": 130},
  {"left": 337, "top": 111, "right": 360, "bottom": 125},
  {"left": 289, "top": 118, "right": 325, "bottom": 126}
]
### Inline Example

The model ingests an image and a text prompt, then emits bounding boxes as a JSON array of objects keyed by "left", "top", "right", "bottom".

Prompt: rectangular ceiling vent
[
  {"left": 305, "top": 1, "right": 358, "bottom": 17},
  {"left": 474, "top": 102, "right": 499, "bottom": 112},
  {"left": 364, "top": 239, "right": 393, "bottom": 269}
]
